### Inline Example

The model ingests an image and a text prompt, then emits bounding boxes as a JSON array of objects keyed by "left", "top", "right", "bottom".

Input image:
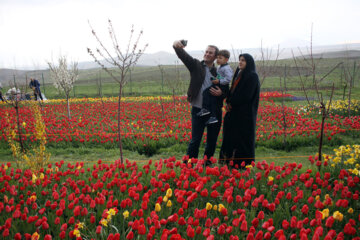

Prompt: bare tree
[
  {"left": 230, "top": 45, "right": 241, "bottom": 70},
  {"left": 4, "top": 86, "right": 26, "bottom": 155},
  {"left": 87, "top": 20, "right": 147, "bottom": 163},
  {"left": 292, "top": 25, "right": 341, "bottom": 167},
  {"left": 279, "top": 74, "right": 287, "bottom": 148},
  {"left": 47, "top": 56, "right": 79, "bottom": 119},
  {"left": 256, "top": 40, "right": 281, "bottom": 86},
  {"left": 342, "top": 50, "right": 360, "bottom": 117},
  {"left": 3, "top": 72, "right": 31, "bottom": 167},
  {"left": 158, "top": 62, "right": 184, "bottom": 110}
]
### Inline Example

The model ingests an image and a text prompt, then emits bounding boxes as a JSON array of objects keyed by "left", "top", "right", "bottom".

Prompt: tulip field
[
  {"left": 1, "top": 93, "right": 359, "bottom": 157},
  {"left": 0, "top": 92, "right": 360, "bottom": 239},
  {"left": 0, "top": 146, "right": 359, "bottom": 239}
]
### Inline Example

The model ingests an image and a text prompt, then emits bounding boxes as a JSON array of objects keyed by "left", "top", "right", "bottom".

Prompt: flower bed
[
  {"left": 1, "top": 95, "right": 359, "bottom": 155},
  {"left": 0, "top": 145, "right": 359, "bottom": 239}
]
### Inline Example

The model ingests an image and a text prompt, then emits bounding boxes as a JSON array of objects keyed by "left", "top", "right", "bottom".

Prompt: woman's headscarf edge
[{"left": 239, "top": 53, "right": 256, "bottom": 74}]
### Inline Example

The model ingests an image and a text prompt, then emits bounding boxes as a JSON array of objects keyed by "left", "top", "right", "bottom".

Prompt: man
[
  {"left": 173, "top": 40, "right": 228, "bottom": 162},
  {"left": 29, "top": 78, "right": 43, "bottom": 100}
]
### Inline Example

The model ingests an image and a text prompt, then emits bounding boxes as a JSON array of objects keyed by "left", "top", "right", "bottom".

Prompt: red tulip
[
  {"left": 126, "top": 231, "right": 134, "bottom": 240},
  {"left": 186, "top": 225, "right": 195, "bottom": 238},
  {"left": 240, "top": 220, "right": 248, "bottom": 232},
  {"left": 96, "top": 226, "right": 102, "bottom": 234}
]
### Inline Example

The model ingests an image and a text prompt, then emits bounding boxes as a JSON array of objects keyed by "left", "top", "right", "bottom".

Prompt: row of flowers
[
  {"left": 1, "top": 95, "right": 359, "bottom": 151},
  {"left": 0, "top": 144, "right": 359, "bottom": 239},
  {"left": 0, "top": 91, "right": 294, "bottom": 105},
  {"left": 299, "top": 100, "right": 360, "bottom": 117}
]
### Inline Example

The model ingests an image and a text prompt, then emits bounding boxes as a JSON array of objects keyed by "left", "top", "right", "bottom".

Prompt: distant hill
[
  {"left": 1, "top": 43, "right": 360, "bottom": 86},
  {"left": 303, "top": 50, "right": 360, "bottom": 59},
  {"left": 77, "top": 51, "right": 180, "bottom": 69},
  {"left": 75, "top": 43, "right": 360, "bottom": 69},
  {"left": 0, "top": 68, "right": 49, "bottom": 87}
]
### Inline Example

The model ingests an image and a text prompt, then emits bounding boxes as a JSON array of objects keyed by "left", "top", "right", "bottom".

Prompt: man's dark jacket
[
  {"left": 173, "top": 47, "right": 228, "bottom": 108},
  {"left": 29, "top": 79, "right": 41, "bottom": 91}
]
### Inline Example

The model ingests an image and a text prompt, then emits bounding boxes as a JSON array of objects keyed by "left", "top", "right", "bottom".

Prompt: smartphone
[{"left": 180, "top": 40, "right": 188, "bottom": 47}]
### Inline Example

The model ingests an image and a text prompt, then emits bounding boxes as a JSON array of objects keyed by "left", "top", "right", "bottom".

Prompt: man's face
[{"left": 203, "top": 47, "right": 217, "bottom": 64}]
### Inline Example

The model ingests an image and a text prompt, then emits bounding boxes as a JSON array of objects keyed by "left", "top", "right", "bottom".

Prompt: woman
[{"left": 219, "top": 53, "right": 260, "bottom": 168}]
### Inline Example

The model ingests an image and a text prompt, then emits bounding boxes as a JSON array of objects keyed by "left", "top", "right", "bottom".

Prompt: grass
[
  {"left": 0, "top": 56, "right": 359, "bottom": 166},
  {"left": 2, "top": 56, "right": 359, "bottom": 99},
  {"left": 0, "top": 133, "right": 354, "bottom": 168}
]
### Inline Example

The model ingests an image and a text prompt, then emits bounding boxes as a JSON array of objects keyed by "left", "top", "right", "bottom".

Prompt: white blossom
[
  {"left": 47, "top": 56, "right": 79, "bottom": 119},
  {"left": 48, "top": 56, "right": 78, "bottom": 97}
]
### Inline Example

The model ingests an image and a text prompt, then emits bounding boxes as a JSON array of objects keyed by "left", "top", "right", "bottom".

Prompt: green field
[
  {"left": 0, "top": 56, "right": 359, "bottom": 165},
  {"left": 1, "top": 57, "right": 359, "bottom": 99}
]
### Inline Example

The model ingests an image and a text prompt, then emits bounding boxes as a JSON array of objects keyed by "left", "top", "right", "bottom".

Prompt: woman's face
[{"left": 239, "top": 56, "right": 247, "bottom": 70}]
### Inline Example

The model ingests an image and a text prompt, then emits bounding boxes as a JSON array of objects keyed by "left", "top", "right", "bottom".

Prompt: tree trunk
[
  {"left": 281, "top": 69, "right": 287, "bottom": 148},
  {"left": 318, "top": 103, "right": 326, "bottom": 170},
  {"left": 159, "top": 96, "right": 165, "bottom": 119},
  {"left": 15, "top": 104, "right": 25, "bottom": 153},
  {"left": 172, "top": 89, "right": 176, "bottom": 110},
  {"left": 348, "top": 80, "right": 352, "bottom": 118},
  {"left": 66, "top": 96, "right": 71, "bottom": 120},
  {"left": 118, "top": 85, "right": 124, "bottom": 164}
]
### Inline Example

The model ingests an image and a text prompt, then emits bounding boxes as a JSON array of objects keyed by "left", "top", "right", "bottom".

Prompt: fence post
[
  {"left": 353, "top": 61, "right": 356, "bottom": 87},
  {"left": 284, "top": 65, "right": 287, "bottom": 94},
  {"left": 99, "top": 70, "right": 103, "bottom": 97},
  {"left": 41, "top": 73, "right": 46, "bottom": 96},
  {"left": 25, "top": 74, "right": 28, "bottom": 93},
  {"left": 13, "top": 75, "right": 17, "bottom": 89},
  {"left": 340, "top": 64, "right": 343, "bottom": 87},
  {"left": 129, "top": 69, "right": 132, "bottom": 96}
]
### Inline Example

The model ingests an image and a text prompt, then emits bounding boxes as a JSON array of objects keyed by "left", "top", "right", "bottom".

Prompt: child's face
[{"left": 216, "top": 55, "right": 228, "bottom": 65}]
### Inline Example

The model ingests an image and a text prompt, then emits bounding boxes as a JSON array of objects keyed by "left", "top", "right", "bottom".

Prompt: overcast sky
[{"left": 0, "top": 0, "right": 359, "bottom": 69}]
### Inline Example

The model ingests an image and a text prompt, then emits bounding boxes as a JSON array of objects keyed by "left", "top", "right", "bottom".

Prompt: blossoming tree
[{"left": 47, "top": 56, "right": 79, "bottom": 119}]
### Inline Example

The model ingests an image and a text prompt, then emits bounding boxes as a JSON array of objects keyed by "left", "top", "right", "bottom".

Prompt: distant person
[
  {"left": 197, "top": 50, "right": 233, "bottom": 125},
  {"left": 173, "top": 40, "right": 228, "bottom": 162},
  {"left": 0, "top": 82, "right": 4, "bottom": 101},
  {"left": 220, "top": 53, "right": 260, "bottom": 168},
  {"left": 29, "top": 78, "right": 43, "bottom": 100}
]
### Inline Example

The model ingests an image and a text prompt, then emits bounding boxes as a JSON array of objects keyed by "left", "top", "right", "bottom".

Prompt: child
[{"left": 197, "top": 49, "right": 233, "bottom": 124}]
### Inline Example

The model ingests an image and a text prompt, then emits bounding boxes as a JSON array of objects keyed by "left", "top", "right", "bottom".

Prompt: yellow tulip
[
  {"left": 77, "top": 222, "right": 85, "bottom": 229},
  {"left": 31, "top": 232, "right": 40, "bottom": 240},
  {"left": 333, "top": 211, "right": 343, "bottom": 221},
  {"left": 32, "top": 174, "right": 37, "bottom": 183},
  {"left": 100, "top": 218, "right": 108, "bottom": 227},
  {"left": 166, "top": 188, "right": 173, "bottom": 198},
  {"left": 123, "top": 210, "right": 129, "bottom": 219},
  {"left": 73, "top": 229, "right": 81, "bottom": 238},
  {"left": 218, "top": 204, "right": 225, "bottom": 212},
  {"left": 107, "top": 208, "right": 116, "bottom": 216},
  {"left": 321, "top": 209, "right": 329, "bottom": 219},
  {"left": 155, "top": 203, "right": 161, "bottom": 212},
  {"left": 30, "top": 195, "right": 37, "bottom": 202}
]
